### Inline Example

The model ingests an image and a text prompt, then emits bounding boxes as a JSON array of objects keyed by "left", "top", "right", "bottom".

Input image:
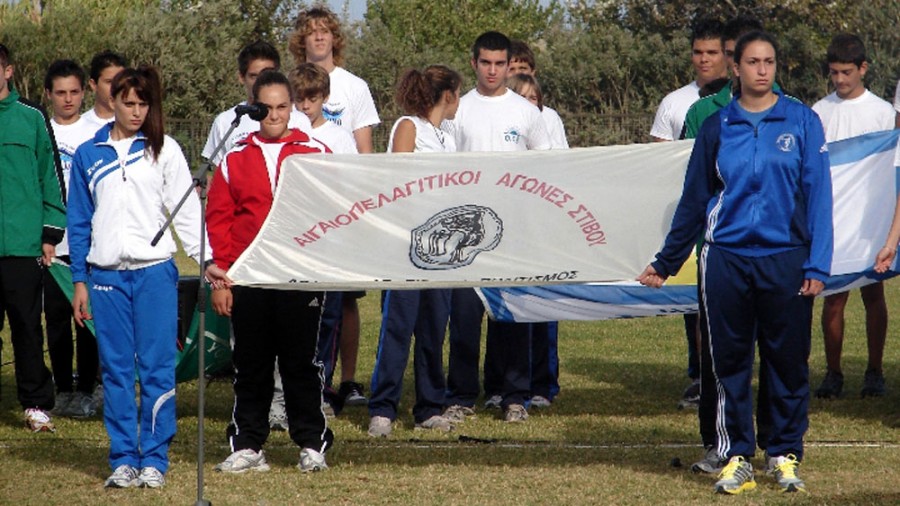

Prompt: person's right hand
[
  {"left": 874, "top": 246, "right": 896, "bottom": 273},
  {"left": 72, "top": 282, "right": 92, "bottom": 327},
  {"left": 636, "top": 264, "right": 666, "bottom": 288},
  {"left": 211, "top": 287, "right": 233, "bottom": 317}
]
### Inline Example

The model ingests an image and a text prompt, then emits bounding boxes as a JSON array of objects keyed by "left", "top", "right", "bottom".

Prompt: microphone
[{"left": 234, "top": 103, "right": 269, "bottom": 121}]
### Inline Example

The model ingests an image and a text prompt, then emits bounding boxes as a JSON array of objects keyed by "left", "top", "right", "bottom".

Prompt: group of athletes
[{"left": 1, "top": 4, "right": 899, "bottom": 496}]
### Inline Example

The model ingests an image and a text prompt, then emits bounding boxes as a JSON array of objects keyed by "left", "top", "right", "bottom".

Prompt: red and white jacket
[{"left": 207, "top": 129, "right": 330, "bottom": 269}]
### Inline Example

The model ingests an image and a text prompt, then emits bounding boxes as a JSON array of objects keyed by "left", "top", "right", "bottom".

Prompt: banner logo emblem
[{"left": 410, "top": 205, "right": 503, "bottom": 270}]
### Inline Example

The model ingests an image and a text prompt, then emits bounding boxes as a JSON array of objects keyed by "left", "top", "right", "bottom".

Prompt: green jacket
[
  {"left": 683, "top": 82, "right": 733, "bottom": 140},
  {"left": 0, "top": 85, "right": 66, "bottom": 256}
]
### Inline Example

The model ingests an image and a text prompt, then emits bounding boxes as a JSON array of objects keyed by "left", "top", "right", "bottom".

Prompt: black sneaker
[
  {"left": 815, "top": 369, "right": 844, "bottom": 399},
  {"left": 861, "top": 368, "right": 886, "bottom": 398},
  {"left": 338, "top": 381, "right": 367, "bottom": 406},
  {"left": 677, "top": 379, "right": 701, "bottom": 410}
]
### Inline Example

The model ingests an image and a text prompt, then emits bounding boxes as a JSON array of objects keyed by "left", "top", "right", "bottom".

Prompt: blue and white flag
[{"left": 481, "top": 129, "right": 900, "bottom": 322}]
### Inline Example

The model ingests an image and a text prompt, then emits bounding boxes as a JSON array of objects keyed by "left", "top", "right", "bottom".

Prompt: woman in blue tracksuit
[
  {"left": 638, "top": 32, "right": 832, "bottom": 495},
  {"left": 68, "top": 66, "right": 207, "bottom": 489}
]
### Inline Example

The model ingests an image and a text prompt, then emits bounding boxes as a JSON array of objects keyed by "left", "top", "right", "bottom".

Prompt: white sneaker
[
  {"left": 443, "top": 404, "right": 476, "bottom": 423},
  {"left": 24, "top": 408, "right": 56, "bottom": 433},
  {"left": 530, "top": 395, "right": 552, "bottom": 408},
  {"left": 414, "top": 415, "right": 454, "bottom": 432},
  {"left": 298, "top": 448, "right": 328, "bottom": 472},
  {"left": 104, "top": 464, "right": 140, "bottom": 488},
  {"left": 367, "top": 416, "right": 392, "bottom": 437},
  {"left": 137, "top": 466, "right": 165, "bottom": 488},
  {"left": 214, "top": 449, "right": 271, "bottom": 473}
]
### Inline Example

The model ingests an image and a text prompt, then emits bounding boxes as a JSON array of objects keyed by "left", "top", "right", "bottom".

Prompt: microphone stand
[{"left": 151, "top": 110, "right": 246, "bottom": 506}]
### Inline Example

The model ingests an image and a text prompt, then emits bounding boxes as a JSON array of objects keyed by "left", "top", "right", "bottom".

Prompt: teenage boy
[
  {"left": 42, "top": 59, "right": 99, "bottom": 419},
  {"left": 203, "top": 40, "right": 312, "bottom": 166},
  {"left": 81, "top": 51, "right": 127, "bottom": 131},
  {"left": 812, "top": 34, "right": 895, "bottom": 399},
  {"left": 444, "top": 31, "right": 550, "bottom": 424},
  {"left": 289, "top": 6, "right": 378, "bottom": 409},
  {"left": 508, "top": 40, "right": 568, "bottom": 149},
  {"left": 650, "top": 18, "right": 727, "bottom": 142},
  {"left": 287, "top": 63, "right": 357, "bottom": 417},
  {"left": 0, "top": 43, "right": 66, "bottom": 432},
  {"left": 209, "top": 70, "right": 333, "bottom": 474}
]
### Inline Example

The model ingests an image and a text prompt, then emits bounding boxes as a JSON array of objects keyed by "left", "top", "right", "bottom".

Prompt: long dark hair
[
  {"left": 395, "top": 65, "right": 462, "bottom": 118},
  {"left": 110, "top": 65, "right": 164, "bottom": 160}
]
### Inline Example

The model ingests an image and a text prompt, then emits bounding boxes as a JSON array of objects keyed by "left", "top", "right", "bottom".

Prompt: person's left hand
[{"left": 41, "top": 243, "right": 56, "bottom": 266}]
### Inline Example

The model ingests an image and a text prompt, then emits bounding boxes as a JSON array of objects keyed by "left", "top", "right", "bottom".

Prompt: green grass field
[{"left": 2, "top": 274, "right": 899, "bottom": 505}]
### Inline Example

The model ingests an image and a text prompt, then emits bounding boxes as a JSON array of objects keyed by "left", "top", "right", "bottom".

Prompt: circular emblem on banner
[{"left": 410, "top": 205, "right": 503, "bottom": 270}]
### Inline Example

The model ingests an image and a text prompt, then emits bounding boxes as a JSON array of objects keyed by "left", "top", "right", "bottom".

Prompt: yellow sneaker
[
  {"left": 766, "top": 454, "right": 807, "bottom": 493},
  {"left": 714, "top": 456, "right": 757, "bottom": 495}
]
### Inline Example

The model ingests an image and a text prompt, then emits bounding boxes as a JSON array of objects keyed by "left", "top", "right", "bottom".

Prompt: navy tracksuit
[
  {"left": 369, "top": 289, "right": 451, "bottom": 423},
  {"left": 652, "top": 92, "right": 832, "bottom": 461}
]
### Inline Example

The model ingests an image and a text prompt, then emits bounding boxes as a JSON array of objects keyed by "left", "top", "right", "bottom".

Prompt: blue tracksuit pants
[
  {"left": 90, "top": 260, "right": 177, "bottom": 473},
  {"left": 701, "top": 244, "right": 812, "bottom": 461},
  {"left": 446, "top": 288, "right": 484, "bottom": 407},
  {"left": 369, "top": 289, "right": 451, "bottom": 423}
]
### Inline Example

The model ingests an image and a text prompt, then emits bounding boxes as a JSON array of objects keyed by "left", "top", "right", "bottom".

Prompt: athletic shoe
[
  {"left": 70, "top": 392, "right": 97, "bottom": 418},
  {"left": 414, "top": 415, "right": 454, "bottom": 432},
  {"left": 766, "top": 454, "right": 806, "bottom": 493},
  {"left": 298, "top": 448, "right": 328, "bottom": 473},
  {"left": 484, "top": 394, "right": 502, "bottom": 409},
  {"left": 24, "top": 408, "right": 56, "bottom": 433},
  {"left": 104, "top": 465, "right": 140, "bottom": 488},
  {"left": 269, "top": 412, "right": 288, "bottom": 431},
  {"left": 50, "top": 392, "right": 74, "bottom": 416},
  {"left": 322, "top": 400, "right": 336, "bottom": 418},
  {"left": 530, "top": 395, "right": 552, "bottom": 408},
  {"left": 367, "top": 416, "right": 392, "bottom": 438},
  {"left": 338, "top": 381, "right": 367, "bottom": 406},
  {"left": 861, "top": 368, "right": 886, "bottom": 398},
  {"left": 714, "top": 456, "right": 756, "bottom": 495},
  {"left": 677, "top": 379, "right": 701, "bottom": 409},
  {"left": 137, "top": 467, "right": 165, "bottom": 488},
  {"left": 691, "top": 446, "right": 724, "bottom": 474},
  {"left": 814, "top": 369, "right": 843, "bottom": 399},
  {"left": 443, "top": 404, "right": 476, "bottom": 423},
  {"left": 214, "top": 449, "right": 271, "bottom": 473},
  {"left": 504, "top": 404, "right": 528, "bottom": 423}
]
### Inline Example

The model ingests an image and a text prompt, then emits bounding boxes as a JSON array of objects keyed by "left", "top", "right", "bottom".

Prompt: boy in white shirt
[
  {"left": 81, "top": 51, "right": 127, "bottom": 131},
  {"left": 508, "top": 40, "right": 568, "bottom": 149},
  {"left": 290, "top": 63, "right": 358, "bottom": 154},
  {"left": 812, "top": 33, "right": 896, "bottom": 399},
  {"left": 42, "top": 59, "right": 100, "bottom": 419}
]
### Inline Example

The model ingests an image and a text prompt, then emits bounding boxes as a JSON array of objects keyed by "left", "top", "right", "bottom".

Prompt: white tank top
[{"left": 387, "top": 115, "right": 456, "bottom": 153}]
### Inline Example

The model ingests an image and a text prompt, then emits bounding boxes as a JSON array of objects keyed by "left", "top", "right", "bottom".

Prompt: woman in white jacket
[{"left": 68, "top": 66, "right": 207, "bottom": 489}]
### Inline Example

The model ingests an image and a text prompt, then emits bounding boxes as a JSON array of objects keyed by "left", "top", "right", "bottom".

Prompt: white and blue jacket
[
  {"left": 652, "top": 90, "right": 833, "bottom": 282},
  {"left": 67, "top": 123, "right": 207, "bottom": 283}
]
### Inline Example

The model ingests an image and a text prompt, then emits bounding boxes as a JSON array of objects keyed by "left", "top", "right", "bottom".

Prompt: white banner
[{"left": 228, "top": 142, "right": 694, "bottom": 289}]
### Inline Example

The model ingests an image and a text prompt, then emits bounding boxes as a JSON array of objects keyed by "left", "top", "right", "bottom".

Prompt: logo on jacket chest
[{"left": 776, "top": 133, "right": 796, "bottom": 152}]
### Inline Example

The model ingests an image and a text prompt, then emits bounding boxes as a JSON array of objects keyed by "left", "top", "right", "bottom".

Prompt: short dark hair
[
  {"left": 44, "top": 59, "right": 86, "bottom": 91},
  {"left": 826, "top": 33, "right": 867, "bottom": 67},
  {"left": 724, "top": 15, "right": 764, "bottom": 42},
  {"left": 509, "top": 40, "right": 536, "bottom": 71},
  {"left": 237, "top": 40, "right": 281, "bottom": 76},
  {"left": 472, "top": 31, "right": 511, "bottom": 62},
  {"left": 691, "top": 18, "right": 725, "bottom": 46},
  {"left": 252, "top": 69, "right": 293, "bottom": 103},
  {"left": 288, "top": 63, "right": 329, "bottom": 100},
  {"left": 0, "top": 43, "right": 10, "bottom": 67},
  {"left": 89, "top": 50, "right": 128, "bottom": 82}
]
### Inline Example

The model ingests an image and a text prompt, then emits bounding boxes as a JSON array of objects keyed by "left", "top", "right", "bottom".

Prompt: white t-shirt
[
  {"left": 51, "top": 117, "right": 98, "bottom": 257},
  {"left": 323, "top": 66, "right": 380, "bottom": 133},
  {"left": 812, "top": 90, "right": 895, "bottom": 142},
  {"left": 388, "top": 116, "right": 457, "bottom": 153},
  {"left": 451, "top": 88, "right": 551, "bottom": 152},
  {"left": 542, "top": 106, "right": 569, "bottom": 149},
  {"left": 81, "top": 108, "right": 113, "bottom": 133},
  {"left": 894, "top": 80, "right": 900, "bottom": 113},
  {"left": 310, "top": 121, "right": 358, "bottom": 154},
  {"left": 650, "top": 81, "right": 701, "bottom": 141},
  {"left": 202, "top": 103, "right": 312, "bottom": 165}
]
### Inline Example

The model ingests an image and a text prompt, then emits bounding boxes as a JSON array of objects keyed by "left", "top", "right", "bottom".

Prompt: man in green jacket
[{"left": 0, "top": 43, "right": 66, "bottom": 432}]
